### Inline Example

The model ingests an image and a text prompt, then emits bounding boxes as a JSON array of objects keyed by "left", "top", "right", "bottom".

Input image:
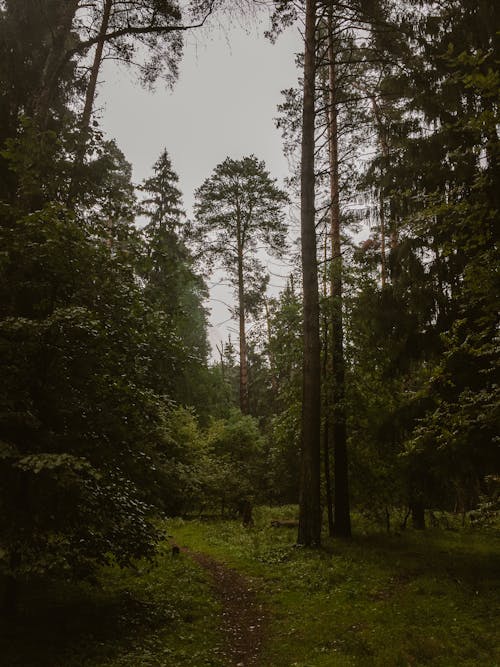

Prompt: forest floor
[
  {"left": 186, "top": 549, "right": 267, "bottom": 666},
  {"left": 1, "top": 507, "right": 499, "bottom": 666}
]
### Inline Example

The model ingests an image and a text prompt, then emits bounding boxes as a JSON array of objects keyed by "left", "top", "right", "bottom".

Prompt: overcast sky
[{"left": 98, "top": 18, "right": 303, "bottom": 352}]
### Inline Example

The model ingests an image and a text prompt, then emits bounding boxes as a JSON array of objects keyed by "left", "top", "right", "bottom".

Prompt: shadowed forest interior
[{"left": 0, "top": 1, "right": 498, "bottom": 665}]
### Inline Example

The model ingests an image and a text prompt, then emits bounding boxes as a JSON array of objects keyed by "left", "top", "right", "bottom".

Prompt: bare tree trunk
[
  {"left": 379, "top": 189, "right": 387, "bottom": 288},
  {"left": 264, "top": 299, "right": 278, "bottom": 393},
  {"left": 33, "top": 0, "right": 80, "bottom": 128},
  {"left": 327, "top": 5, "right": 351, "bottom": 538},
  {"left": 68, "top": 0, "right": 113, "bottom": 205},
  {"left": 297, "top": 0, "right": 321, "bottom": 548},
  {"left": 321, "top": 224, "right": 334, "bottom": 536},
  {"left": 237, "top": 240, "right": 249, "bottom": 413},
  {"left": 322, "top": 318, "right": 334, "bottom": 537},
  {"left": 369, "top": 95, "right": 388, "bottom": 285}
]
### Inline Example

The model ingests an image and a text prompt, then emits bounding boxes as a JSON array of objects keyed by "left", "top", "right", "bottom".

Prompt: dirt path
[{"left": 187, "top": 550, "right": 267, "bottom": 667}]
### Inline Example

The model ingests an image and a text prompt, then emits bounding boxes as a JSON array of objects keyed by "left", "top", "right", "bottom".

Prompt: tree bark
[
  {"left": 322, "top": 317, "right": 335, "bottom": 537},
  {"left": 370, "top": 95, "right": 388, "bottom": 284},
  {"left": 321, "top": 222, "right": 334, "bottom": 536},
  {"left": 82, "top": 0, "right": 112, "bottom": 133},
  {"left": 297, "top": 0, "right": 322, "bottom": 548},
  {"left": 327, "top": 4, "right": 351, "bottom": 538},
  {"left": 237, "top": 229, "right": 249, "bottom": 414},
  {"left": 264, "top": 299, "right": 278, "bottom": 393}
]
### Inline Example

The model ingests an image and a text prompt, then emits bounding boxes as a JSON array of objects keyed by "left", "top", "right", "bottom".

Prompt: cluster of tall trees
[
  {"left": 0, "top": 0, "right": 497, "bottom": 611},
  {"left": 265, "top": 0, "right": 498, "bottom": 543}
]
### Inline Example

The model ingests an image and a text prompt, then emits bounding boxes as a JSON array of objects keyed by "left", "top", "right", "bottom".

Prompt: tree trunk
[
  {"left": 68, "top": 0, "right": 113, "bottom": 205},
  {"left": 327, "top": 5, "right": 351, "bottom": 538},
  {"left": 237, "top": 237, "right": 249, "bottom": 413},
  {"left": 410, "top": 499, "right": 426, "bottom": 530},
  {"left": 264, "top": 299, "right": 278, "bottom": 393},
  {"left": 370, "top": 95, "right": 389, "bottom": 288},
  {"left": 379, "top": 188, "right": 387, "bottom": 288},
  {"left": 33, "top": 0, "right": 80, "bottom": 128},
  {"left": 297, "top": 0, "right": 322, "bottom": 548},
  {"left": 322, "top": 225, "right": 334, "bottom": 536},
  {"left": 322, "top": 318, "right": 334, "bottom": 537},
  {"left": 2, "top": 575, "right": 18, "bottom": 619}
]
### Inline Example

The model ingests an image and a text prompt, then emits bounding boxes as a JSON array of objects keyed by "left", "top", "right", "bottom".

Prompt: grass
[
  {"left": 0, "top": 540, "right": 225, "bottom": 667},
  {"left": 169, "top": 507, "right": 500, "bottom": 667},
  {"left": 1, "top": 508, "right": 498, "bottom": 666}
]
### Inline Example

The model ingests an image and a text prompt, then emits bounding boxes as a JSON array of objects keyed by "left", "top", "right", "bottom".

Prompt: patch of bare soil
[{"left": 187, "top": 550, "right": 267, "bottom": 667}]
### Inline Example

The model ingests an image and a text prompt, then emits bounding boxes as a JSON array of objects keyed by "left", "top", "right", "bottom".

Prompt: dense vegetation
[{"left": 0, "top": 0, "right": 498, "bottom": 664}]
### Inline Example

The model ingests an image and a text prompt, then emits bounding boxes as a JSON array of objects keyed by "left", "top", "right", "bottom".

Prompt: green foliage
[
  {"left": 261, "top": 280, "right": 303, "bottom": 503},
  {"left": 0, "top": 202, "right": 184, "bottom": 586},
  {"left": 201, "top": 410, "right": 267, "bottom": 512},
  {"left": 192, "top": 154, "right": 288, "bottom": 317},
  {"left": 346, "top": 0, "right": 500, "bottom": 517},
  {"left": 138, "top": 149, "right": 210, "bottom": 412}
]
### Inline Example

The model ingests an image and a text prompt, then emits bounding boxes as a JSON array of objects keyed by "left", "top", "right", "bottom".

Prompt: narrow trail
[{"left": 185, "top": 549, "right": 267, "bottom": 667}]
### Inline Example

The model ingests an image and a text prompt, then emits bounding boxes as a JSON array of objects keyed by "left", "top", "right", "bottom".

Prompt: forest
[{"left": 0, "top": 0, "right": 498, "bottom": 665}]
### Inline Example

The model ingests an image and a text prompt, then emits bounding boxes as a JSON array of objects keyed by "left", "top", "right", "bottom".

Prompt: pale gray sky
[{"left": 98, "top": 20, "right": 303, "bottom": 352}]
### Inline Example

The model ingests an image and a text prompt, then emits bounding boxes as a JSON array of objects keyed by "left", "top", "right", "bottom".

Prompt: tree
[
  {"left": 297, "top": 0, "right": 322, "bottom": 547},
  {"left": 203, "top": 409, "right": 266, "bottom": 516},
  {"left": 346, "top": 0, "right": 499, "bottom": 524},
  {"left": 0, "top": 203, "right": 164, "bottom": 613},
  {"left": 193, "top": 155, "right": 288, "bottom": 413},
  {"left": 324, "top": 2, "right": 351, "bottom": 538},
  {"left": 265, "top": 277, "right": 303, "bottom": 505},
  {"left": 30, "top": 0, "right": 216, "bottom": 130},
  {"left": 138, "top": 148, "right": 210, "bottom": 409}
]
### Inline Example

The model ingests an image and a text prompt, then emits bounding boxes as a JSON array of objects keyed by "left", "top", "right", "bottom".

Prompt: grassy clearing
[
  {"left": 0, "top": 540, "right": 225, "bottom": 667},
  {"left": 170, "top": 508, "right": 500, "bottom": 667}
]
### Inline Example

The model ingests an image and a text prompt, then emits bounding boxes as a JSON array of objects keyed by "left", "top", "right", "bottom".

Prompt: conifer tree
[{"left": 193, "top": 155, "right": 288, "bottom": 414}]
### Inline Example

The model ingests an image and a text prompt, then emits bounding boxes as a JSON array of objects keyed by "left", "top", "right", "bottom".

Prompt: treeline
[{"left": 0, "top": 0, "right": 498, "bottom": 614}]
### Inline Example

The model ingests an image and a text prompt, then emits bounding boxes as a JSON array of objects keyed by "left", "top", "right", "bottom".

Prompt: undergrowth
[
  {"left": 1, "top": 508, "right": 498, "bottom": 666},
  {"left": 0, "top": 540, "right": 224, "bottom": 667},
  {"left": 170, "top": 507, "right": 500, "bottom": 667}
]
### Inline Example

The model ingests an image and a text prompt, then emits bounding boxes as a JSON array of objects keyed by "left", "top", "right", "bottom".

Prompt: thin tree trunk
[
  {"left": 322, "top": 318, "right": 334, "bottom": 537},
  {"left": 237, "top": 240, "right": 249, "bottom": 413},
  {"left": 68, "top": 0, "right": 113, "bottom": 205},
  {"left": 370, "top": 94, "right": 397, "bottom": 268},
  {"left": 327, "top": 5, "right": 351, "bottom": 538},
  {"left": 264, "top": 299, "right": 278, "bottom": 393},
  {"left": 297, "top": 0, "right": 321, "bottom": 548},
  {"left": 322, "top": 224, "right": 334, "bottom": 536},
  {"left": 33, "top": 0, "right": 80, "bottom": 128},
  {"left": 2, "top": 550, "right": 20, "bottom": 619},
  {"left": 379, "top": 188, "right": 387, "bottom": 288}
]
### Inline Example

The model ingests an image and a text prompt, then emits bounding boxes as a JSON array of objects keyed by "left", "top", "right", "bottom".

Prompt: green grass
[
  {"left": 0, "top": 540, "right": 225, "bottom": 667},
  {"left": 169, "top": 507, "right": 500, "bottom": 667},
  {"left": 2, "top": 509, "right": 498, "bottom": 666}
]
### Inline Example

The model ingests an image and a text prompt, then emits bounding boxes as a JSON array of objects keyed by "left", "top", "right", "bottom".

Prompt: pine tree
[{"left": 193, "top": 155, "right": 288, "bottom": 414}]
